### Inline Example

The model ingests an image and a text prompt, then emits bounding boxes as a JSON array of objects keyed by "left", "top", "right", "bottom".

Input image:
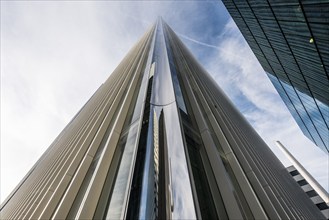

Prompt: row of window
[{"left": 268, "top": 74, "right": 328, "bottom": 152}]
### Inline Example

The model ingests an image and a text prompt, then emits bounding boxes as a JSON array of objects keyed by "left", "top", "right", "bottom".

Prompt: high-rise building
[
  {"left": 277, "top": 140, "right": 329, "bottom": 219},
  {"left": 0, "top": 19, "right": 325, "bottom": 219},
  {"left": 286, "top": 165, "right": 329, "bottom": 219},
  {"left": 222, "top": 0, "right": 329, "bottom": 153},
  {"left": 276, "top": 141, "right": 329, "bottom": 214}
]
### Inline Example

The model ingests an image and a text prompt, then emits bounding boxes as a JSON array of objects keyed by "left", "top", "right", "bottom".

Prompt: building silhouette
[
  {"left": 0, "top": 19, "right": 325, "bottom": 219},
  {"left": 222, "top": 0, "right": 329, "bottom": 153}
]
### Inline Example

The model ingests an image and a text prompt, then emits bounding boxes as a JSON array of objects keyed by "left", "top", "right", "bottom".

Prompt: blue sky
[{"left": 1, "top": 1, "right": 328, "bottom": 203}]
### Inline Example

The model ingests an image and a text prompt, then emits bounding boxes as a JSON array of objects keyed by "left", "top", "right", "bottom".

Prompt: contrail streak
[
  {"left": 176, "top": 32, "right": 254, "bottom": 63},
  {"left": 177, "top": 33, "right": 222, "bottom": 50}
]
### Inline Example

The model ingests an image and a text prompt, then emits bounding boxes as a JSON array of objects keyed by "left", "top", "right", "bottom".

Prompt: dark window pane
[
  {"left": 290, "top": 170, "right": 299, "bottom": 176},
  {"left": 316, "top": 202, "right": 329, "bottom": 210},
  {"left": 306, "top": 190, "right": 318, "bottom": 197},
  {"left": 297, "top": 179, "right": 308, "bottom": 186}
]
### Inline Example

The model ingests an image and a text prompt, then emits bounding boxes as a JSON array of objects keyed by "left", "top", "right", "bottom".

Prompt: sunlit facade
[
  {"left": 222, "top": 0, "right": 329, "bottom": 153},
  {"left": 0, "top": 19, "right": 325, "bottom": 219}
]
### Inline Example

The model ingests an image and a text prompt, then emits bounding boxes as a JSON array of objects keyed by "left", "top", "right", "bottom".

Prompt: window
[
  {"left": 316, "top": 202, "right": 329, "bottom": 210},
  {"left": 306, "top": 190, "right": 317, "bottom": 197},
  {"left": 290, "top": 170, "right": 299, "bottom": 176},
  {"left": 297, "top": 179, "right": 308, "bottom": 186}
]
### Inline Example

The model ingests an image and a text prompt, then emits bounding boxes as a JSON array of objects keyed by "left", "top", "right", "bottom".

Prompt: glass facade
[
  {"left": 0, "top": 19, "right": 325, "bottom": 219},
  {"left": 222, "top": 0, "right": 329, "bottom": 153},
  {"left": 269, "top": 73, "right": 329, "bottom": 152}
]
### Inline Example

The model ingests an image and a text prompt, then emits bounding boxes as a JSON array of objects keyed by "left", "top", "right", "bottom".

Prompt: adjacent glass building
[
  {"left": 222, "top": 0, "right": 329, "bottom": 153},
  {"left": 0, "top": 19, "right": 325, "bottom": 219}
]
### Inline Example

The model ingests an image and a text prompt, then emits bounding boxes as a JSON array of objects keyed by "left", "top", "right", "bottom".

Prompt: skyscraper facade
[
  {"left": 0, "top": 19, "right": 325, "bottom": 219},
  {"left": 276, "top": 141, "right": 329, "bottom": 206},
  {"left": 222, "top": 0, "right": 329, "bottom": 153},
  {"left": 286, "top": 165, "right": 329, "bottom": 219}
]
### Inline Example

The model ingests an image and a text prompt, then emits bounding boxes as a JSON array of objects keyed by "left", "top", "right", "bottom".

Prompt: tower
[
  {"left": 276, "top": 141, "right": 329, "bottom": 206},
  {"left": 0, "top": 19, "right": 325, "bottom": 219},
  {"left": 222, "top": 0, "right": 329, "bottom": 153},
  {"left": 286, "top": 165, "right": 329, "bottom": 219},
  {"left": 277, "top": 141, "right": 329, "bottom": 219}
]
